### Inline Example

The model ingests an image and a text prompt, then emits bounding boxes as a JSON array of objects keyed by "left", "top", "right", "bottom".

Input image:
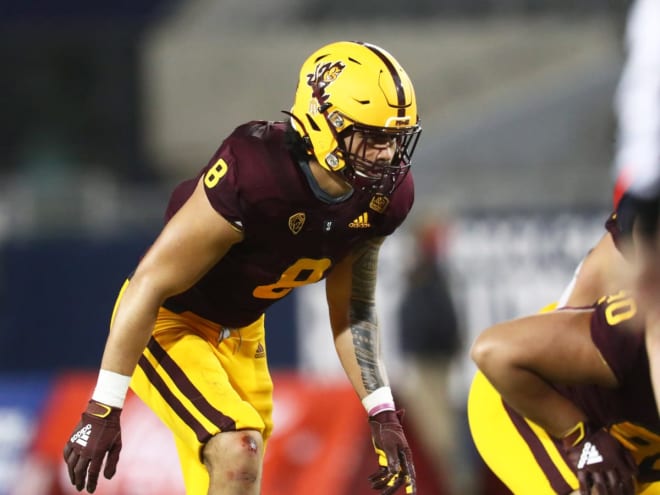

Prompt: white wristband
[
  {"left": 361, "top": 386, "right": 395, "bottom": 417},
  {"left": 91, "top": 369, "right": 131, "bottom": 409}
]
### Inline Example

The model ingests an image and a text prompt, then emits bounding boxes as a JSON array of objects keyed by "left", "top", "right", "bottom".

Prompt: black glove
[
  {"left": 368, "top": 409, "right": 416, "bottom": 495},
  {"left": 561, "top": 422, "right": 637, "bottom": 495},
  {"left": 63, "top": 400, "right": 122, "bottom": 493}
]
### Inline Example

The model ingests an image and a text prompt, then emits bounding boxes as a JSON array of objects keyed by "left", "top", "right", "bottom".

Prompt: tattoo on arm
[{"left": 350, "top": 238, "right": 386, "bottom": 393}]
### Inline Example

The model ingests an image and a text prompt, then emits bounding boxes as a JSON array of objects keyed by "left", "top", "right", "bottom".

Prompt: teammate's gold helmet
[{"left": 289, "top": 40, "right": 422, "bottom": 195}]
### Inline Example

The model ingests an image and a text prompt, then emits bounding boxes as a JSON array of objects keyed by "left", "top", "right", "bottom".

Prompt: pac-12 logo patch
[{"left": 288, "top": 212, "right": 306, "bottom": 235}]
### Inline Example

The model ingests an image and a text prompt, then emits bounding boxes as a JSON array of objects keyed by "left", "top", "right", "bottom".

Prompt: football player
[
  {"left": 468, "top": 213, "right": 660, "bottom": 495},
  {"left": 62, "top": 41, "right": 421, "bottom": 495}
]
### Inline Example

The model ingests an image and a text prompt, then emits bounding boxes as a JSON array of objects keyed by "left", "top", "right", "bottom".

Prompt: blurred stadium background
[{"left": 0, "top": 0, "right": 631, "bottom": 494}]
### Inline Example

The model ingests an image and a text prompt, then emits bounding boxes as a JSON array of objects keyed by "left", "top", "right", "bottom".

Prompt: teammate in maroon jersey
[
  {"left": 469, "top": 217, "right": 660, "bottom": 495},
  {"left": 62, "top": 41, "right": 421, "bottom": 495}
]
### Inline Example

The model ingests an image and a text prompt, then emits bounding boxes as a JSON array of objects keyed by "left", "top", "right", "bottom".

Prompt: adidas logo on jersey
[
  {"left": 255, "top": 342, "right": 265, "bottom": 359},
  {"left": 70, "top": 424, "right": 92, "bottom": 447},
  {"left": 349, "top": 212, "right": 371, "bottom": 228},
  {"left": 577, "top": 442, "right": 603, "bottom": 468}
]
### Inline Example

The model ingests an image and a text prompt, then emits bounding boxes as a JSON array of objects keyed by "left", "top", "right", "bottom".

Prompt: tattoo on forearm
[
  {"left": 351, "top": 307, "right": 383, "bottom": 392},
  {"left": 350, "top": 238, "right": 386, "bottom": 393},
  {"left": 350, "top": 238, "right": 380, "bottom": 305}
]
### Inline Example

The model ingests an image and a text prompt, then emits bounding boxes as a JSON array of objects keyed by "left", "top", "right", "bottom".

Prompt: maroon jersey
[
  {"left": 162, "top": 121, "right": 414, "bottom": 328},
  {"left": 554, "top": 292, "right": 660, "bottom": 482}
]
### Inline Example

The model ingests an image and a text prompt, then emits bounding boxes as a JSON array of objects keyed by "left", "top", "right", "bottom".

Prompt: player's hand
[
  {"left": 63, "top": 400, "right": 122, "bottom": 493},
  {"left": 368, "top": 410, "right": 416, "bottom": 495},
  {"left": 561, "top": 422, "right": 637, "bottom": 495}
]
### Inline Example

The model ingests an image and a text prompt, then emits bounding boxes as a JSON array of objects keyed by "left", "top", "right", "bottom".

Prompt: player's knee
[{"left": 203, "top": 430, "right": 263, "bottom": 483}]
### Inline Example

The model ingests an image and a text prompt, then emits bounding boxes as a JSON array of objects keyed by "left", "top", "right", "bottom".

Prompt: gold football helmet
[{"left": 289, "top": 40, "right": 421, "bottom": 194}]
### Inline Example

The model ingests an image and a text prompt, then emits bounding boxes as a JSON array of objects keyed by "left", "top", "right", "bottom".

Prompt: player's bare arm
[
  {"left": 471, "top": 309, "right": 618, "bottom": 438},
  {"left": 476, "top": 229, "right": 625, "bottom": 436},
  {"left": 64, "top": 176, "right": 245, "bottom": 493},
  {"left": 349, "top": 236, "right": 388, "bottom": 394},
  {"left": 101, "top": 177, "right": 243, "bottom": 376},
  {"left": 473, "top": 227, "right": 635, "bottom": 427},
  {"left": 327, "top": 236, "right": 387, "bottom": 399},
  {"left": 328, "top": 236, "right": 416, "bottom": 495}
]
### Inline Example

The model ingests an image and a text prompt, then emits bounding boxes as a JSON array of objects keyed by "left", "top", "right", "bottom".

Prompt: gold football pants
[
  {"left": 113, "top": 280, "right": 274, "bottom": 494},
  {"left": 468, "top": 370, "right": 660, "bottom": 495}
]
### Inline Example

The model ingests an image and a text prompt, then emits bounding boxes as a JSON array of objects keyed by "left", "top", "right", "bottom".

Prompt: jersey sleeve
[
  {"left": 590, "top": 292, "right": 644, "bottom": 385},
  {"left": 201, "top": 143, "right": 245, "bottom": 230}
]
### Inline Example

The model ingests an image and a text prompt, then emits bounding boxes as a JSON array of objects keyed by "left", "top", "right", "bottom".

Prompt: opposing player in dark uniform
[
  {"left": 62, "top": 41, "right": 421, "bottom": 495},
  {"left": 469, "top": 216, "right": 660, "bottom": 495}
]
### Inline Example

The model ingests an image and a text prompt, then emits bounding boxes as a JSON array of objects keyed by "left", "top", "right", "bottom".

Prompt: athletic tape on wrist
[
  {"left": 91, "top": 369, "right": 131, "bottom": 409},
  {"left": 362, "top": 386, "right": 395, "bottom": 416}
]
